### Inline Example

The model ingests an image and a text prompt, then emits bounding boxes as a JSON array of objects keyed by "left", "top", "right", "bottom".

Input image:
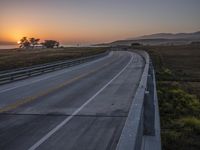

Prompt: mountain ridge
[
  {"left": 127, "top": 31, "right": 200, "bottom": 40},
  {"left": 94, "top": 31, "right": 200, "bottom": 46}
]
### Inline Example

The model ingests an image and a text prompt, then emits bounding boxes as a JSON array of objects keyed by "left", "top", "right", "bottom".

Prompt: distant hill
[
  {"left": 128, "top": 31, "right": 200, "bottom": 40},
  {"left": 95, "top": 31, "right": 200, "bottom": 46}
]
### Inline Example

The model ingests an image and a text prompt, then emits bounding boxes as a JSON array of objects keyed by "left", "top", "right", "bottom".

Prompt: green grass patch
[{"left": 158, "top": 77, "right": 200, "bottom": 150}]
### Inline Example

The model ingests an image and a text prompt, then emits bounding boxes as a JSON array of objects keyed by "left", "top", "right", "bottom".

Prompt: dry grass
[
  {"left": 0, "top": 47, "right": 107, "bottom": 71},
  {"left": 133, "top": 44, "right": 200, "bottom": 150},
  {"left": 134, "top": 45, "right": 200, "bottom": 96},
  {"left": 145, "top": 45, "right": 200, "bottom": 81}
]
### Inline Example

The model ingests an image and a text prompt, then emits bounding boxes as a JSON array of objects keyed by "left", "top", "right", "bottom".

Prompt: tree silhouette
[
  {"left": 42, "top": 40, "right": 59, "bottom": 48},
  {"left": 19, "top": 37, "right": 30, "bottom": 48},
  {"left": 18, "top": 37, "right": 59, "bottom": 49},
  {"left": 29, "top": 38, "right": 40, "bottom": 48}
]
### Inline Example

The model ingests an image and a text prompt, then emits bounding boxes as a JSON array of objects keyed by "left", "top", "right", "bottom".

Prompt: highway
[{"left": 0, "top": 51, "right": 145, "bottom": 150}]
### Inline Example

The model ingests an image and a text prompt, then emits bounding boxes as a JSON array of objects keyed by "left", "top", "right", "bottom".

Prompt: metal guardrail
[
  {"left": 0, "top": 51, "right": 109, "bottom": 85},
  {"left": 116, "top": 50, "right": 161, "bottom": 150}
]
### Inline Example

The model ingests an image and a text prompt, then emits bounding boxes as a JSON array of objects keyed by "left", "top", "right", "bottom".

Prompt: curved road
[{"left": 0, "top": 51, "right": 145, "bottom": 150}]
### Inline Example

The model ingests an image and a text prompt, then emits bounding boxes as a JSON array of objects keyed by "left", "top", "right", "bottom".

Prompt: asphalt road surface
[{"left": 0, "top": 51, "right": 145, "bottom": 150}]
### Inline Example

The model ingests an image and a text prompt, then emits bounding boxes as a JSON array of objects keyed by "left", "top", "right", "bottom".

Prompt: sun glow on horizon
[{"left": 0, "top": 0, "right": 199, "bottom": 44}]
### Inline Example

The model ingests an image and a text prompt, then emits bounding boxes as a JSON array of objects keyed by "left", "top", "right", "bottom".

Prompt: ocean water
[
  {"left": 0, "top": 45, "right": 18, "bottom": 49},
  {"left": 0, "top": 44, "right": 95, "bottom": 50}
]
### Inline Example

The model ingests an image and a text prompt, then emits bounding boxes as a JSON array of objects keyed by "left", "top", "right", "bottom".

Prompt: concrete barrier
[{"left": 116, "top": 50, "right": 161, "bottom": 150}]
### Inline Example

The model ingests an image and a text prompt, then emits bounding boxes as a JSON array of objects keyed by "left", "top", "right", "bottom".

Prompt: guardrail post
[{"left": 144, "top": 64, "right": 155, "bottom": 135}]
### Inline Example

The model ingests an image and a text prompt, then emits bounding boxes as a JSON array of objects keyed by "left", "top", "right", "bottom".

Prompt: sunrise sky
[{"left": 0, "top": 0, "right": 200, "bottom": 44}]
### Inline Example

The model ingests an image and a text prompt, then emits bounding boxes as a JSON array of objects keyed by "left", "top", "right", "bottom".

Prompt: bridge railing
[
  {"left": 0, "top": 51, "right": 109, "bottom": 85},
  {"left": 116, "top": 50, "right": 161, "bottom": 150}
]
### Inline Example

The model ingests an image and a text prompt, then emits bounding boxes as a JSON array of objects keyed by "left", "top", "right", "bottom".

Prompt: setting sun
[{"left": 17, "top": 41, "right": 21, "bottom": 44}]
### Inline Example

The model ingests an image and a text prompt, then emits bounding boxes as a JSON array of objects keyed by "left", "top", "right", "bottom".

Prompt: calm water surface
[{"left": 0, "top": 45, "right": 18, "bottom": 49}]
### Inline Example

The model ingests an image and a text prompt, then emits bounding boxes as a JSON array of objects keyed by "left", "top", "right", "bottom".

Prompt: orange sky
[{"left": 0, "top": 0, "right": 199, "bottom": 44}]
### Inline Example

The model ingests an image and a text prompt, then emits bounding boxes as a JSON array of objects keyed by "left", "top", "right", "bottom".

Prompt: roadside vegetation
[
  {"left": 0, "top": 47, "right": 107, "bottom": 71},
  {"left": 132, "top": 44, "right": 200, "bottom": 150}
]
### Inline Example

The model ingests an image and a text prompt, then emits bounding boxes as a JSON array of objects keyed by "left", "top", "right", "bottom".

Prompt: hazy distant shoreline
[
  {"left": 0, "top": 44, "right": 18, "bottom": 49},
  {"left": 0, "top": 44, "right": 105, "bottom": 50}
]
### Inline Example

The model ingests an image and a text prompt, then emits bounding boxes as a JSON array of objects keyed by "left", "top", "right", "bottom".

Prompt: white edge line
[
  {"left": 28, "top": 52, "right": 133, "bottom": 150},
  {"left": 0, "top": 52, "right": 113, "bottom": 94}
]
